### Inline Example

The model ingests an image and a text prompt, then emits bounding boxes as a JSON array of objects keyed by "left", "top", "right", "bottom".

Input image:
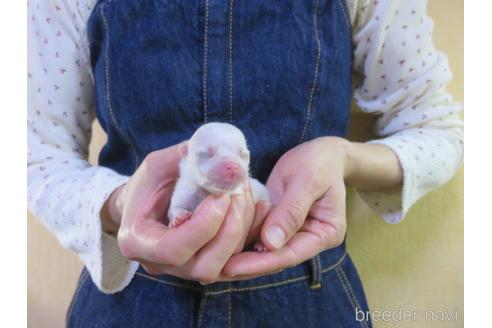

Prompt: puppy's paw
[
  {"left": 168, "top": 209, "right": 192, "bottom": 228},
  {"left": 254, "top": 241, "right": 269, "bottom": 252}
]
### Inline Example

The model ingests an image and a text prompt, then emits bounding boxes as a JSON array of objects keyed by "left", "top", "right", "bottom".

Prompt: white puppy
[{"left": 168, "top": 122, "right": 270, "bottom": 228}]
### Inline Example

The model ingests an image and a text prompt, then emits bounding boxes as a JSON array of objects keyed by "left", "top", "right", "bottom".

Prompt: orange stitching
[
  {"left": 335, "top": 267, "right": 358, "bottom": 313},
  {"left": 205, "top": 275, "right": 308, "bottom": 296},
  {"left": 228, "top": 0, "right": 234, "bottom": 123},
  {"left": 228, "top": 282, "right": 232, "bottom": 328},
  {"left": 134, "top": 252, "right": 347, "bottom": 295},
  {"left": 202, "top": 0, "right": 209, "bottom": 123},
  {"left": 300, "top": 0, "right": 322, "bottom": 142},
  {"left": 339, "top": 266, "right": 369, "bottom": 328},
  {"left": 336, "top": 266, "right": 368, "bottom": 328},
  {"left": 322, "top": 252, "right": 347, "bottom": 273},
  {"left": 197, "top": 293, "right": 208, "bottom": 328},
  {"left": 100, "top": 4, "right": 139, "bottom": 168}
]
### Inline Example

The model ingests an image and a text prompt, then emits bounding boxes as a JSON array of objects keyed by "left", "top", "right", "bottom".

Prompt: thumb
[
  {"left": 161, "top": 141, "right": 188, "bottom": 165},
  {"left": 261, "top": 179, "right": 315, "bottom": 250},
  {"left": 145, "top": 141, "right": 188, "bottom": 178}
]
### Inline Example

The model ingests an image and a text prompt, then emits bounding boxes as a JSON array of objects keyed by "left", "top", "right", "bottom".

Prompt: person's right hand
[{"left": 103, "top": 143, "right": 258, "bottom": 284}]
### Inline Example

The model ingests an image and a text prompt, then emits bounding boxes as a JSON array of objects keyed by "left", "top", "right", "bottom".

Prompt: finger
[
  {"left": 265, "top": 171, "right": 284, "bottom": 205},
  {"left": 260, "top": 177, "right": 315, "bottom": 250},
  {"left": 129, "top": 195, "right": 230, "bottom": 265},
  {"left": 152, "top": 141, "right": 187, "bottom": 164},
  {"left": 224, "top": 229, "right": 332, "bottom": 277},
  {"left": 188, "top": 195, "right": 246, "bottom": 282},
  {"left": 233, "top": 186, "right": 256, "bottom": 253},
  {"left": 245, "top": 201, "right": 273, "bottom": 246},
  {"left": 225, "top": 217, "right": 344, "bottom": 277},
  {"left": 141, "top": 143, "right": 186, "bottom": 183},
  {"left": 139, "top": 259, "right": 193, "bottom": 279},
  {"left": 139, "top": 261, "right": 167, "bottom": 276},
  {"left": 217, "top": 268, "right": 284, "bottom": 282}
]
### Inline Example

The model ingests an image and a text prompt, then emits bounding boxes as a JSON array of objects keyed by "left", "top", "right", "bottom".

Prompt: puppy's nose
[{"left": 223, "top": 162, "right": 240, "bottom": 179}]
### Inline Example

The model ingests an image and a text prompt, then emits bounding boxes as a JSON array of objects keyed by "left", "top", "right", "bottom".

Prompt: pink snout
[{"left": 211, "top": 160, "right": 245, "bottom": 186}]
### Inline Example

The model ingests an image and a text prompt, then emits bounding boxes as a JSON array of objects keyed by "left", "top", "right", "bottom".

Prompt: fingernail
[
  {"left": 213, "top": 195, "right": 230, "bottom": 213},
  {"left": 266, "top": 225, "right": 285, "bottom": 249}
]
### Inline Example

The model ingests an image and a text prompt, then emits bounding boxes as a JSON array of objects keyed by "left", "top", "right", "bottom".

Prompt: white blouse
[{"left": 27, "top": 0, "right": 464, "bottom": 293}]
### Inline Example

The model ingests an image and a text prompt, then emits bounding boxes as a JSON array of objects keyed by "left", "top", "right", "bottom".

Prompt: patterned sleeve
[
  {"left": 27, "top": 0, "right": 138, "bottom": 293},
  {"left": 344, "top": 0, "right": 463, "bottom": 223}
]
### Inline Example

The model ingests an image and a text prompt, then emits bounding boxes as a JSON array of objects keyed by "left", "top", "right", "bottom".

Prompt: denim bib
[
  {"left": 73, "top": 1, "right": 372, "bottom": 327},
  {"left": 87, "top": 0, "right": 352, "bottom": 182}
]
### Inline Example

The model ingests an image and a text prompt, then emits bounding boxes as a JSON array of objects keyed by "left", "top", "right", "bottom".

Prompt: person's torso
[
  {"left": 75, "top": 5, "right": 370, "bottom": 327},
  {"left": 87, "top": 0, "right": 352, "bottom": 181}
]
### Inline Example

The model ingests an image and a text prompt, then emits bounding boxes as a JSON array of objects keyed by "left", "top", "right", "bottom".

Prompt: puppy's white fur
[{"left": 168, "top": 122, "right": 270, "bottom": 227}]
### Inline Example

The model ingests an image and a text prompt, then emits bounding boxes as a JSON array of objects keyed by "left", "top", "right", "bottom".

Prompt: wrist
[
  {"left": 315, "top": 137, "right": 403, "bottom": 191},
  {"left": 340, "top": 139, "right": 357, "bottom": 182},
  {"left": 101, "top": 185, "right": 125, "bottom": 234},
  {"left": 341, "top": 141, "right": 403, "bottom": 192},
  {"left": 316, "top": 136, "right": 353, "bottom": 179}
]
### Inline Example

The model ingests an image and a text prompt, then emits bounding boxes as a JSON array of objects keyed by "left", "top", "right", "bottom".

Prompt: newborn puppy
[{"left": 168, "top": 122, "right": 270, "bottom": 228}]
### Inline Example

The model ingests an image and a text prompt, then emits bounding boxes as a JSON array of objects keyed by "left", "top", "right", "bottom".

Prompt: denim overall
[{"left": 68, "top": 0, "right": 372, "bottom": 327}]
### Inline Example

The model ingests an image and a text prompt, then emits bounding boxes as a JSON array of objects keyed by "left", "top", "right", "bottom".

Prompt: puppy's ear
[{"left": 178, "top": 141, "right": 188, "bottom": 158}]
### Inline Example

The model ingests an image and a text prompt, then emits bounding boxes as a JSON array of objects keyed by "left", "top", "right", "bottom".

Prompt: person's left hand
[{"left": 223, "top": 137, "right": 350, "bottom": 279}]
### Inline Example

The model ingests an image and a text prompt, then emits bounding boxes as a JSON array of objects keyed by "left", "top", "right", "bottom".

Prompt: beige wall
[{"left": 27, "top": 1, "right": 464, "bottom": 327}]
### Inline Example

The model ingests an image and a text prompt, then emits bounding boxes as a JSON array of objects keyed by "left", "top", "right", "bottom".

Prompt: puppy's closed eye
[
  {"left": 197, "top": 151, "right": 213, "bottom": 159},
  {"left": 239, "top": 149, "right": 250, "bottom": 160},
  {"left": 197, "top": 147, "right": 216, "bottom": 160}
]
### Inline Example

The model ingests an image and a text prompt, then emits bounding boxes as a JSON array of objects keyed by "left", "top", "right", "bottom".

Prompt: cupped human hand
[
  {"left": 222, "top": 137, "right": 349, "bottom": 279},
  {"left": 102, "top": 143, "right": 260, "bottom": 284}
]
